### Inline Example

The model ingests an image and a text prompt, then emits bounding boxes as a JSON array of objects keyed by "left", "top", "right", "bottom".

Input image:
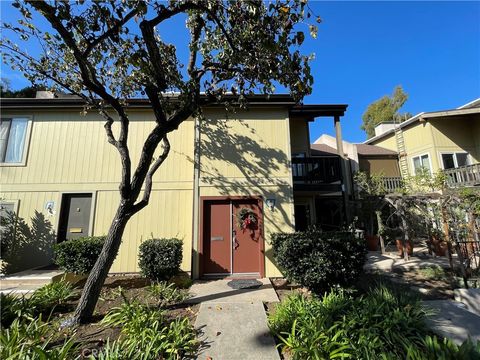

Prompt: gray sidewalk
[{"left": 191, "top": 279, "right": 280, "bottom": 360}]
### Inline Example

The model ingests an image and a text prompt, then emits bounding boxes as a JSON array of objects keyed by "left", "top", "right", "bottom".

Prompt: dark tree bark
[{"left": 70, "top": 203, "right": 131, "bottom": 324}]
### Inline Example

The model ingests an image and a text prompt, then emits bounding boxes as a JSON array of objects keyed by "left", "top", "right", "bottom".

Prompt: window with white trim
[
  {"left": 441, "top": 152, "right": 469, "bottom": 169},
  {"left": 0, "top": 202, "right": 16, "bottom": 227},
  {"left": 412, "top": 154, "right": 431, "bottom": 174},
  {"left": 0, "top": 118, "right": 29, "bottom": 163}
]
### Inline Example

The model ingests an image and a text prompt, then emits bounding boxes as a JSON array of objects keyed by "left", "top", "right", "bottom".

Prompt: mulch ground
[{"left": 49, "top": 275, "right": 199, "bottom": 356}]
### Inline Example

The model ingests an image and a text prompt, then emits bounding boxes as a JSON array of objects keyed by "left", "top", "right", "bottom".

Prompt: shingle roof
[
  {"left": 310, "top": 144, "right": 339, "bottom": 156},
  {"left": 355, "top": 144, "right": 398, "bottom": 156}
]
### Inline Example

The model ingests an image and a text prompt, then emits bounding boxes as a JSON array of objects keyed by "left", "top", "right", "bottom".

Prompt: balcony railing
[
  {"left": 292, "top": 157, "right": 341, "bottom": 185},
  {"left": 382, "top": 176, "right": 404, "bottom": 192},
  {"left": 444, "top": 163, "right": 480, "bottom": 187}
]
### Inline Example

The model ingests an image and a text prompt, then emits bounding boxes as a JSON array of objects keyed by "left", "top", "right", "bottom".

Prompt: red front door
[{"left": 202, "top": 198, "right": 263, "bottom": 276}]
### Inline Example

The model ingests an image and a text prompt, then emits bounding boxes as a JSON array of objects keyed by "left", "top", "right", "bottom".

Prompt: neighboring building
[
  {"left": 313, "top": 134, "right": 400, "bottom": 177},
  {"left": 365, "top": 99, "right": 480, "bottom": 186},
  {"left": 288, "top": 135, "right": 400, "bottom": 232},
  {"left": 0, "top": 94, "right": 348, "bottom": 278}
]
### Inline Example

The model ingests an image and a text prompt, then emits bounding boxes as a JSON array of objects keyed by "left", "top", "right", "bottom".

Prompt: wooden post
[
  {"left": 399, "top": 199, "right": 410, "bottom": 261},
  {"left": 440, "top": 198, "right": 454, "bottom": 270},
  {"left": 334, "top": 115, "right": 351, "bottom": 224},
  {"left": 376, "top": 210, "right": 385, "bottom": 254}
]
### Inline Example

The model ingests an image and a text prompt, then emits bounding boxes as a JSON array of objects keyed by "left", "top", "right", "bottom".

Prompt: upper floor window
[
  {"left": 412, "top": 153, "right": 431, "bottom": 174},
  {"left": 0, "top": 118, "right": 29, "bottom": 164},
  {"left": 441, "top": 152, "right": 469, "bottom": 169}
]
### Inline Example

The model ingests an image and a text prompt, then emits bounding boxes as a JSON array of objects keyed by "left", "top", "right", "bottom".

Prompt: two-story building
[
  {"left": 366, "top": 98, "right": 480, "bottom": 187},
  {"left": 0, "top": 94, "right": 348, "bottom": 278}
]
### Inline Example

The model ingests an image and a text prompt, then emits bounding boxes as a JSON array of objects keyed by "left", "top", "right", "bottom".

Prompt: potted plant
[{"left": 429, "top": 228, "right": 447, "bottom": 256}]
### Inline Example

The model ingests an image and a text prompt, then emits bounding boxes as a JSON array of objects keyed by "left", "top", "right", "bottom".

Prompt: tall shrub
[
  {"left": 271, "top": 230, "right": 366, "bottom": 293},
  {"left": 138, "top": 238, "right": 183, "bottom": 282}
]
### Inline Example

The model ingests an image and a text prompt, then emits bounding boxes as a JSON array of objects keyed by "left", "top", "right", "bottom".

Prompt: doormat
[{"left": 227, "top": 279, "right": 263, "bottom": 290}]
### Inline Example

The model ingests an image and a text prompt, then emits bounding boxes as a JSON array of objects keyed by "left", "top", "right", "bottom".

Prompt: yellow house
[
  {"left": 365, "top": 99, "right": 480, "bottom": 186},
  {"left": 0, "top": 94, "right": 348, "bottom": 278}
]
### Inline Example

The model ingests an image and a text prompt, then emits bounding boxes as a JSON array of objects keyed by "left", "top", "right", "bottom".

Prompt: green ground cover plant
[{"left": 268, "top": 284, "right": 480, "bottom": 359}]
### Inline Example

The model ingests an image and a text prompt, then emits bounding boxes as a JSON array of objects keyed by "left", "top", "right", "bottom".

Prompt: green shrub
[
  {"left": 138, "top": 238, "right": 183, "bottom": 282},
  {"left": 268, "top": 284, "right": 431, "bottom": 359},
  {"left": 1, "top": 278, "right": 73, "bottom": 327},
  {"left": 148, "top": 282, "right": 189, "bottom": 307},
  {"left": 54, "top": 236, "right": 105, "bottom": 274},
  {"left": 0, "top": 317, "right": 77, "bottom": 359},
  {"left": 30, "top": 277, "right": 74, "bottom": 313},
  {"left": 271, "top": 230, "right": 367, "bottom": 293},
  {"left": 0, "top": 293, "right": 33, "bottom": 327},
  {"left": 101, "top": 296, "right": 198, "bottom": 359},
  {"left": 406, "top": 336, "right": 480, "bottom": 360}
]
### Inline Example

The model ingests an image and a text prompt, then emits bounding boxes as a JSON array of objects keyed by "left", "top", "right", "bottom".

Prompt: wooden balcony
[
  {"left": 444, "top": 163, "right": 480, "bottom": 187},
  {"left": 292, "top": 157, "right": 342, "bottom": 191}
]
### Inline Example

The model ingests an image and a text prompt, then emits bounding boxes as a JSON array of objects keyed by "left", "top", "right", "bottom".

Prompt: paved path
[
  {"left": 190, "top": 278, "right": 280, "bottom": 360},
  {"left": 424, "top": 300, "right": 480, "bottom": 345}
]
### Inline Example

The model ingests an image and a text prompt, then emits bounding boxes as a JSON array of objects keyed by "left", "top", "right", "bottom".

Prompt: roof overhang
[
  {"left": 289, "top": 104, "right": 348, "bottom": 121},
  {"left": 419, "top": 107, "right": 480, "bottom": 119}
]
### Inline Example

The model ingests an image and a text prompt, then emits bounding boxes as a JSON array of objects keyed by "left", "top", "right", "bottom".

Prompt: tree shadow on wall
[
  {"left": 0, "top": 210, "right": 56, "bottom": 274},
  {"left": 192, "top": 115, "right": 295, "bottom": 233}
]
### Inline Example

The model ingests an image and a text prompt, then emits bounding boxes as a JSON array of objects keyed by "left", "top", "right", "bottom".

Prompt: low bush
[
  {"left": 271, "top": 230, "right": 367, "bottom": 293},
  {"left": 148, "top": 282, "right": 189, "bottom": 307},
  {"left": 269, "top": 284, "right": 432, "bottom": 359},
  {"left": 0, "top": 317, "right": 77, "bottom": 359},
  {"left": 138, "top": 238, "right": 183, "bottom": 282},
  {"left": 1, "top": 278, "right": 74, "bottom": 327},
  {"left": 54, "top": 236, "right": 105, "bottom": 274},
  {"left": 30, "top": 277, "right": 74, "bottom": 313},
  {"left": 101, "top": 296, "right": 198, "bottom": 359}
]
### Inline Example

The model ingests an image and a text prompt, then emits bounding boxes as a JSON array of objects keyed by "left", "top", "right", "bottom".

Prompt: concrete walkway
[
  {"left": 424, "top": 300, "right": 480, "bottom": 345},
  {"left": 190, "top": 278, "right": 280, "bottom": 360}
]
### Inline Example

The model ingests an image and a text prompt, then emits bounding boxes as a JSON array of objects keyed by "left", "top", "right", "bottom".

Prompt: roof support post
[{"left": 334, "top": 115, "right": 352, "bottom": 224}]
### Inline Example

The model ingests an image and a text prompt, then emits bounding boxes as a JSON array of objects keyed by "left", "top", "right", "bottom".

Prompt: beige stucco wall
[
  {"left": 198, "top": 108, "right": 294, "bottom": 277},
  {"left": 358, "top": 157, "right": 400, "bottom": 177}
]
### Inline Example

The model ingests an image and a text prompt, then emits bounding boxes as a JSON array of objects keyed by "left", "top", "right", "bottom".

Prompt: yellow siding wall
[
  {"left": 199, "top": 108, "right": 294, "bottom": 277},
  {"left": 1, "top": 106, "right": 294, "bottom": 277},
  {"left": 371, "top": 115, "right": 480, "bottom": 174},
  {"left": 1, "top": 109, "right": 194, "bottom": 273}
]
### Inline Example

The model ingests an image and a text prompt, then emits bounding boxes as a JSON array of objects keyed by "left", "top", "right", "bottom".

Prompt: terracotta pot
[
  {"left": 396, "top": 239, "right": 413, "bottom": 257},
  {"left": 430, "top": 236, "right": 447, "bottom": 256},
  {"left": 365, "top": 235, "right": 379, "bottom": 251},
  {"left": 395, "top": 239, "right": 403, "bottom": 256}
]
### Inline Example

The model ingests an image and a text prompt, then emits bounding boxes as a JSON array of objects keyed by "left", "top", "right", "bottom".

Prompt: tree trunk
[{"left": 70, "top": 203, "right": 131, "bottom": 325}]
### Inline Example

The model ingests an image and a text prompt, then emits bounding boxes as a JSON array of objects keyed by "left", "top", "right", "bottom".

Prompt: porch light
[{"left": 266, "top": 198, "right": 276, "bottom": 211}]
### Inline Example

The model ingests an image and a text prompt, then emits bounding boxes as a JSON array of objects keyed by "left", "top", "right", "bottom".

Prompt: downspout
[{"left": 191, "top": 115, "right": 201, "bottom": 279}]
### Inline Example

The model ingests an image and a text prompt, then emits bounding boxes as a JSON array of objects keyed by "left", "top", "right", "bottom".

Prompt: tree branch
[
  {"left": 83, "top": 7, "right": 140, "bottom": 57},
  {"left": 130, "top": 135, "right": 170, "bottom": 215}
]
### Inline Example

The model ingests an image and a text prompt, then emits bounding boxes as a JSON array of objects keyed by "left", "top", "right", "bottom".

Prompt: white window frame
[
  {"left": 0, "top": 116, "right": 33, "bottom": 167},
  {"left": 411, "top": 152, "right": 433, "bottom": 175},
  {"left": 0, "top": 200, "right": 20, "bottom": 224},
  {"left": 439, "top": 151, "right": 470, "bottom": 169}
]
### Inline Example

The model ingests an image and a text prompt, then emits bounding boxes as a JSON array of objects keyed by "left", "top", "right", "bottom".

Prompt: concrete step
[
  {"left": 0, "top": 269, "right": 64, "bottom": 288},
  {"left": 424, "top": 300, "right": 480, "bottom": 345},
  {"left": 454, "top": 288, "right": 480, "bottom": 316},
  {"left": 0, "top": 283, "right": 44, "bottom": 297}
]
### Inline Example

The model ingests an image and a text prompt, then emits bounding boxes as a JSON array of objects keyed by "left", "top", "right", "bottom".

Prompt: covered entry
[{"left": 200, "top": 197, "right": 264, "bottom": 278}]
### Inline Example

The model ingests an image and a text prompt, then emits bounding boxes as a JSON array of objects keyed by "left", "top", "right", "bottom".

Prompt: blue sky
[{"left": 1, "top": 1, "right": 479, "bottom": 143}]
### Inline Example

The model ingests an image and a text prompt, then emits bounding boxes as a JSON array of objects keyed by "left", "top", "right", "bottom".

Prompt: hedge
[
  {"left": 271, "top": 230, "right": 367, "bottom": 293},
  {"left": 138, "top": 238, "right": 183, "bottom": 282},
  {"left": 53, "top": 236, "right": 105, "bottom": 275}
]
